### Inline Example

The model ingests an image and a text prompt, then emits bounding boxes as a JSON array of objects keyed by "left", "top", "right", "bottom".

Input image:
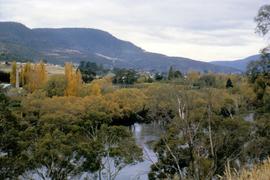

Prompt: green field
[{"left": 0, "top": 63, "right": 64, "bottom": 75}]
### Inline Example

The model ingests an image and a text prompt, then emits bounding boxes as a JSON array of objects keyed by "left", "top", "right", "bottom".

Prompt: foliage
[
  {"left": 247, "top": 53, "right": 270, "bottom": 85},
  {"left": 226, "top": 78, "right": 234, "bottom": 88},
  {"left": 2, "top": 65, "right": 270, "bottom": 179},
  {"left": 78, "top": 61, "right": 108, "bottom": 83},
  {"left": 246, "top": 53, "right": 270, "bottom": 107},
  {"left": 96, "top": 125, "right": 143, "bottom": 179},
  {"left": 20, "top": 62, "right": 31, "bottom": 86},
  {"left": 149, "top": 88, "right": 254, "bottom": 179},
  {"left": 154, "top": 73, "right": 165, "bottom": 81},
  {"left": 0, "top": 90, "right": 143, "bottom": 179},
  {"left": 0, "top": 93, "right": 28, "bottom": 178},
  {"left": 222, "top": 158, "right": 270, "bottom": 180},
  {"left": 44, "top": 75, "right": 67, "bottom": 97},
  {"left": 17, "top": 61, "right": 49, "bottom": 92},
  {"left": 105, "top": 88, "right": 147, "bottom": 124},
  {"left": 10, "top": 61, "right": 16, "bottom": 86},
  {"left": 198, "top": 74, "right": 217, "bottom": 87},
  {"left": 168, "top": 66, "right": 183, "bottom": 80},
  {"left": 64, "top": 63, "right": 83, "bottom": 96},
  {"left": 112, "top": 69, "right": 138, "bottom": 85},
  {"left": 137, "top": 74, "right": 153, "bottom": 83},
  {"left": 255, "top": 4, "right": 270, "bottom": 36}
]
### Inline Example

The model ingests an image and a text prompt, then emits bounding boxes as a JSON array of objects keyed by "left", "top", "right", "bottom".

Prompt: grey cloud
[{"left": 0, "top": 0, "right": 268, "bottom": 60}]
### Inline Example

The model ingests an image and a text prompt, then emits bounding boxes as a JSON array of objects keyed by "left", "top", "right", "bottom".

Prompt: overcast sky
[{"left": 0, "top": 0, "right": 269, "bottom": 61}]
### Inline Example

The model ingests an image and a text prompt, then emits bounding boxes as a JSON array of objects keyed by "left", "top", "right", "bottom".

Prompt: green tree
[
  {"left": 112, "top": 69, "right": 138, "bottom": 85},
  {"left": 1, "top": 91, "right": 144, "bottom": 179},
  {"left": 255, "top": 4, "right": 270, "bottom": 36},
  {"left": 154, "top": 73, "right": 164, "bottom": 81},
  {"left": 44, "top": 75, "right": 67, "bottom": 97},
  {"left": 0, "top": 93, "right": 28, "bottom": 179},
  {"left": 168, "top": 66, "right": 183, "bottom": 80},
  {"left": 168, "top": 66, "right": 174, "bottom": 80},
  {"left": 96, "top": 125, "right": 142, "bottom": 180},
  {"left": 149, "top": 90, "right": 251, "bottom": 179},
  {"left": 226, "top": 78, "right": 234, "bottom": 88},
  {"left": 78, "top": 61, "right": 108, "bottom": 83},
  {"left": 198, "top": 74, "right": 216, "bottom": 87}
]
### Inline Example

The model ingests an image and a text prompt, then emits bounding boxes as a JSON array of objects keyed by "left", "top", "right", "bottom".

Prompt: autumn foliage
[
  {"left": 64, "top": 63, "right": 83, "bottom": 96},
  {"left": 10, "top": 61, "right": 17, "bottom": 86},
  {"left": 23, "top": 61, "right": 48, "bottom": 92},
  {"left": 9, "top": 61, "right": 48, "bottom": 92}
]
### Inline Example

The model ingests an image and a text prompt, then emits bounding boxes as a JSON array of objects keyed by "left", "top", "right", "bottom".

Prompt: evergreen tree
[
  {"left": 155, "top": 73, "right": 163, "bottom": 81},
  {"left": 168, "top": 66, "right": 174, "bottom": 80},
  {"left": 112, "top": 69, "right": 138, "bottom": 84},
  {"left": 174, "top": 70, "right": 183, "bottom": 79},
  {"left": 226, "top": 78, "right": 233, "bottom": 88},
  {"left": 168, "top": 66, "right": 183, "bottom": 80}
]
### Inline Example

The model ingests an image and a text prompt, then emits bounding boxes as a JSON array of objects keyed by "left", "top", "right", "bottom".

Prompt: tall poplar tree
[
  {"left": 10, "top": 61, "right": 17, "bottom": 86},
  {"left": 64, "top": 63, "right": 82, "bottom": 96}
]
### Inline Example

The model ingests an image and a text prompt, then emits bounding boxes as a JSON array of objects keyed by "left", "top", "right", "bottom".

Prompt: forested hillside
[
  {"left": 211, "top": 54, "right": 260, "bottom": 71},
  {"left": 0, "top": 22, "right": 240, "bottom": 73}
]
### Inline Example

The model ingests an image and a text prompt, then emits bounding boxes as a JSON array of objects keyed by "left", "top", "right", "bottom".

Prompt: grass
[
  {"left": 0, "top": 63, "right": 64, "bottom": 75},
  {"left": 222, "top": 158, "right": 270, "bottom": 180}
]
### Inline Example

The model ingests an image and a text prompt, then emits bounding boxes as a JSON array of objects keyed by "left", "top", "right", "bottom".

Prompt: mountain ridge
[
  {"left": 0, "top": 21, "right": 241, "bottom": 73},
  {"left": 210, "top": 54, "right": 260, "bottom": 71}
]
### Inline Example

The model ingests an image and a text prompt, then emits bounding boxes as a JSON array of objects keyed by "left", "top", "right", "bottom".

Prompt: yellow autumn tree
[
  {"left": 89, "top": 82, "right": 101, "bottom": 96},
  {"left": 21, "top": 62, "right": 32, "bottom": 86},
  {"left": 64, "top": 63, "right": 82, "bottom": 96},
  {"left": 10, "top": 61, "right": 17, "bottom": 86},
  {"left": 187, "top": 71, "right": 200, "bottom": 82},
  {"left": 36, "top": 61, "right": 48, "bottom": 86},
  {"left": 24, "top": 61, "right": 48, "bottom": 92}
]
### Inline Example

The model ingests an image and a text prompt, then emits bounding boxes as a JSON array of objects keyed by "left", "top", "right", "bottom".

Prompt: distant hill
[
  {"left": 210, "top": 54, "right": 261, "bottom": 72},
  {"left": 0, "top": 21, "right": 240, "bottom": 73}
]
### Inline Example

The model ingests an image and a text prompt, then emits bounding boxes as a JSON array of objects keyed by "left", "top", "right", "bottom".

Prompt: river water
[{"left": 116, "top": 123, "right": 163, "bottom": 180}]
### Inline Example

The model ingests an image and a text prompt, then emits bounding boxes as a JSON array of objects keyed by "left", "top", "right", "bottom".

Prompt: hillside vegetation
[{"left": 0, "top": 22, "right": 240, "bottom": 73}]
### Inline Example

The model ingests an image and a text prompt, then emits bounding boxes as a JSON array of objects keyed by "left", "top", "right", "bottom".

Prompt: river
[
  {"left": 22, "top": 123, "right": 163, "bottom": 180},
  {"left": 116, "top": 123, "right": 163, "bottom": 180}
]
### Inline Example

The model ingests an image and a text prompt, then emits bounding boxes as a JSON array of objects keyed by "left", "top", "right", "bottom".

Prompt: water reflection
[{"left": 116, "top": 123, "right": 163, "bottom": 180}]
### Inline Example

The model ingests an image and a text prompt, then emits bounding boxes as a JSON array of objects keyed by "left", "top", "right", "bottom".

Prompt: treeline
[{"left": 0, "top": 52, "right": 34, "bottom": 62}]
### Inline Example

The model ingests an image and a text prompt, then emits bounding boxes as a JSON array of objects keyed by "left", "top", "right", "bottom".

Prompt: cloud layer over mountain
[{"left": 0, "top": 0, "right": 268, "bottom": 60}]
